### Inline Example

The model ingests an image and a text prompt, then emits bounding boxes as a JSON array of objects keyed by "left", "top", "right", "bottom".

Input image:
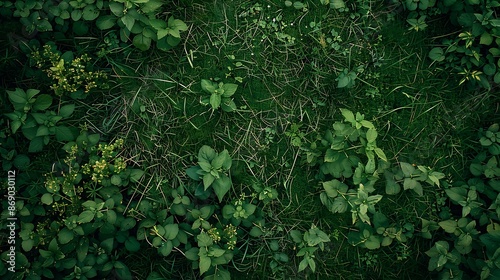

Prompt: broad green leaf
[
  {"left": 298, "top": 258, "right": 308, "bottom": 272},
  {"left": 222, "top": 83, "right": 238, "bottom": 97},
  {"left": 249, "top": 226, "right": 263, "bottom": 237},
  {"left": 28, "top": 137, "right": 44, "bottom": 153},
  {"left": 199, "top": 255, "right": 211, "bottom": 275},
  {"left": 374, "top": 148, "right": 387, "bottom": 161},
  {"left": 439, "top": 220, "right": 458, "bottom": 234},
  {"left": 109, "top": 2, "right": 124, "bottom": 17},
  {"left": 221, "top": 98, "right": 237, "bottom": 112},
  {"left": 125, "top": 236, "right": 140, "bottom": 252},
  {"left": 199, "top": 161, "right": 212, "bottom": 172},
  {"left": 429, "top": 47, "right": 445, "bottom": 62},
  {"left": 163, "top": 224, "right": 179, "bottom": 240},
  {"left": 55, "top": 126, "right": 75, "bottom": 141},
  {"left": 331, "top": 0, "right": 345, "bottom": 9},
  {"left": 78, "top": 210, "right": 95, "bottom": 224},
  {"left": 141, "top": 0, "right": 163, "bottom": 13},
  {"left": 197, "top": 232, "right": 213, "bottom": 247},
  {"left": 340, "top": 108, "right": 355, "bottom": 124},
  {"left": 365, "top": 235, "right": 381, "bottom": 250},
  {"left": 186, "top": 166, "right": 201, "bottom": 180},
  {"left": 212, "top": 150, "right": 230, "bottom": 169},
  {"left": 366, "top": 128, "right": 377, "bottom": 143},
  {"left": 129, "top": 169, "right": 144, "bottom": 182},
  {"left": 480, "top": 32, "right": 494, "bottom": 45},
  {"left": 323, "top": 179, "right": 348, "bottom": 198},
  {"left": 71, "top": 9, "right": 82, "bottom": 21},
  {"left": 445, "top": 187, "right": 467, "bottom": 203},
  {"left": 96, "top": 15, "right": 117, "bottom": 30},
  {"left": 82, "top": 4, "right": 99, "bottom": 21},
  {"left": 121, "top": 217, "right": 136, "bottom": 231},
  {"left": 331, "top": 196, "right": 348, "bottom": 213},
  {"left": 198, "top": 145, "right": 216, "bottom": 162},
  {"left": 32, "top": 94, "right": 52, "bottom": 111},
  {"left": 185, "top": 247, "right": 199, "bottom": 261},
  {"left": 158, "top": 240, "right": 173, "bottom": 256},
  {"left": 203, "top": 173, "right": 215, "bottom": 189},
  {"left": 149, "top": 18, "right": 167, "bottom": 30},
  {"left": 59, "top": 104, "right": 75, "bottom": 118},
  {"left": 201, "top": 79, "right": 216, "bottom": 93},
  {"left": 213, "top": 175, "right": 232, "bottom": 202},
  {"left": 58, "top": 228, "right": 74, "bottom": 245},
  {"left": 400, "top": 162, "right": 415, "bottom": 177},
  {"left": 41, "top": 193, "right": 53, "bottom": 205},
  {"left": 210, "top": 94, "right": 221, "bottom": 109},
  {"left": 7, "top": 88, "right": 27, "bottom": 105},
  {"left": 133, "top": 34, "right": 151, "bottom": 51}
]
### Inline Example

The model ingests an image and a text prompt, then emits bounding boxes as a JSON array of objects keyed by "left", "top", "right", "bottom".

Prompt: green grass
[
  {"left": 94, "top": 1, "right": 498, "bottom": 278},
  {"left": 3, "top": 0, "right": 500, "bottom": 278}
]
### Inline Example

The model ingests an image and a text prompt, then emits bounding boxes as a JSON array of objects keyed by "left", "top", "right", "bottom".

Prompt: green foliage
[
  {"left": 2, "top": 0, "right": 187, "bottom": 51},
  {"left": 399, "top": 0, "right": 500, "bottom": 88},
  {"left": 290, "top": 225, "right": 330, "bottom": 273},
  {"left": 5, "top": 88, "right": 77, "bottom": 152},
  {"left": 420, "top": 123, "right": 500, "bottom": 279},
  {"left": 186, "top": 145, "right": 233, "bottom": 202},
  {"left": 200, "top": 79, "right": 238, "bottom": 112},
  {"left": 0, "top": 131, "right": 143, "bottom": 279},
  {"left": 31, "top": 44, "right": 108, "bottom": 97}
]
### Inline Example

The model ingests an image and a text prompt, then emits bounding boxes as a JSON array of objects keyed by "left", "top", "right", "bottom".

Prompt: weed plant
[{"left": 1, "top": 0, "right": 500, "bottom": 279}]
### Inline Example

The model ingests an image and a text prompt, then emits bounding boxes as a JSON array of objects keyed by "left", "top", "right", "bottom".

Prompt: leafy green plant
[
  {"left": 5, "top": 88, "right": 77, "bottom": 152},
  {"left": 0, "top": 131, "right": 144, "bottom": 279},
  {"left": 290, "top": 225, "right": 330, "bottom": 273},
  {"left": 186, "top": 145, "right": 233, "bottom": 202},
  {"left": 31, "top": 44, "right": 108, "bottom": 98},
  {"left": 96, "top": 1, "right": 188, "bottom": 51},
  {"left": 420, "top": 123, "right": 500, "bottom": 279},
  {"left": 2, "top": 0, "right": 188, "bottom": 51},
  {"left": 200, "top": 79, "right": 238, "bottom": 112}
]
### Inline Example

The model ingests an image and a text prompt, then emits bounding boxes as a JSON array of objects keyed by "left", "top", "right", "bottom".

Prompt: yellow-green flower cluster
[
  {"left": 207, "top": 227, "right": 221, "bottom": 242},
  {"left": 80, "top": 139, "right": 127, "bottom": 183},
  {"left": 45, "top": 177, "right": 60, "bottom": 193},
  {"left": 31, "top": 45, "right": 108, "bottom": 96},
  {"left": 224, "top": 224, "right": 238, "bottom": 250}
]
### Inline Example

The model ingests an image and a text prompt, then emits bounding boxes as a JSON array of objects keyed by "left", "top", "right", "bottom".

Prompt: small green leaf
[
  {"left": 59, "top": 104, "right": 75, "bottom": 118},
  {"left": 163, "top": 224, "right": 179, "bottom": 240},
  {"left": 41, "top": 193, "right": 53, "bottom": 205},
  {"left": 199, "top": 255, "right": 211, "bottom": 275},
  {"left": 82, "top": 4, "right": 99, "bottom": 21},
  {"left": 201, "top": 79, "right": 216, "bottom": 93},
  {"left": 439, "top": 220, "right": 458, "bottom": 234},
  {"left": 197, "top": 232, "right": 213, "bottom": 247},
  {"left": 400, "top": 162, "right": 415, "bottom": 177},
  {"left": 210, "top": 94, "right": 221, "bottom": 109},
  {"left": 429, "top": 47, "right": 445, "bottom": 62},
  {"left": 96, "top": 15, "right": 117, "bottom": 30},
  {"left": 78, "top": 211, "right": 95, "bottom": 224},
  {"left": 133, "top": 34, "right": 151, "bottom": 51},
  {"left": 366, "top": 128, "right": 377, "bottom": 143},
  {"left": 222, "top": 83, "right": 238, "bottom": 97}
]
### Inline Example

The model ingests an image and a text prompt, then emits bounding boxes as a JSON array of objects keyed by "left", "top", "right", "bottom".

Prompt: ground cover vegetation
[{"left": 1, "top": 0, "right": 500, "bottom": 279}]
